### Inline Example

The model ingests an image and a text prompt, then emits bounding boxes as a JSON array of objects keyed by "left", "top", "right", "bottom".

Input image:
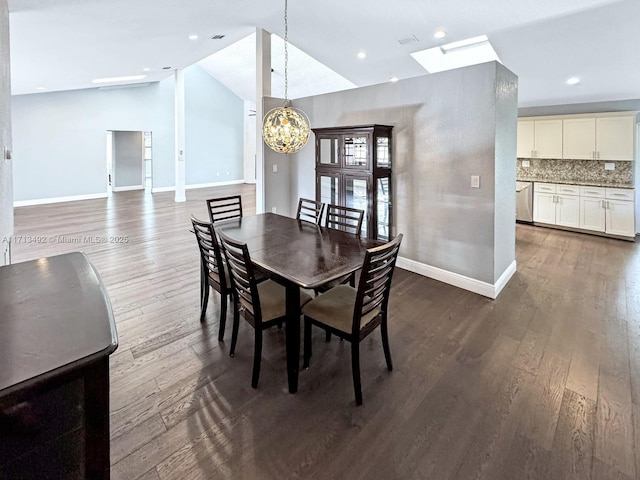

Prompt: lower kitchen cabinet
[
  {"left": 532, "top": 183, "right": 579, "bottom": 228},
  {"left": 534, "top": 183, "right": 636, "bottom": 239}
]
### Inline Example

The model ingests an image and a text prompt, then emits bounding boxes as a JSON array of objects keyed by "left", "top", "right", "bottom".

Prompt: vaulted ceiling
[{"left": 7, "top": 0, "right": 640, "bottom": 107}]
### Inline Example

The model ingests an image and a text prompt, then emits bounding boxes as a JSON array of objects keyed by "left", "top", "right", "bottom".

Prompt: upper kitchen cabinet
[
  {"left": 314, "top": 124, "right": 392, "bottom": 240},
  {"left": 563, "top": 114, "right": 635, "bottom": 161},
  {"left": 517, "top": 119, "right": 563, "bottom": 159}
]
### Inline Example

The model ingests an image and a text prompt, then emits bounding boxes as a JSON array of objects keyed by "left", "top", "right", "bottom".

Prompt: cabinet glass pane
[
  {"left": 377, "top": 136, "right": 390, "bottom": 168},
  {"left": 319, "top": 138, "right": 339, "bottom": 165},
  {"left": 319, "top": 175, "right": 338, "bottom": 206},
  {"left": 377, "top": 177, "right": 390, "bottom": 241},
  {"left": 345, "top": 177, "right": 368, "bottom": 237},
  {"left": 344, "top": 136, "right": 368, "bottom": 167}
]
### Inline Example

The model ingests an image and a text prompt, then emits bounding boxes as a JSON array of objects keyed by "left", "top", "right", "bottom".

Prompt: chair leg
[
  {"left": 218, "top": 292, "right": 228, "bottom": 341},
  {"left": 381, "top": 320, "right": 393, "bottom": 371},
  {"left": 251, "top": 328, "right": 263, "bottom": 389},
  {"left": 351, "top": 341, "right": 363, "bottom": 406},
  {"left": 229, "top": 304, "right": 240, "bottom": 357},
  {"left": 303, "top": 319, "right": 312, "bottom": 368},
  {"left": 199, "top": 283, "right": 209, "bottom": 323}
]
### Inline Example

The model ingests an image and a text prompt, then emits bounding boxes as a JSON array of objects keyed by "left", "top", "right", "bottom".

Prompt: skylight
[{"left": 410, "top": 35, "right": 501, "bottom": 74}]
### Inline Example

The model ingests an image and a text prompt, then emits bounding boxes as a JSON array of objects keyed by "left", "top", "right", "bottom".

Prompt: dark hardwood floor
[{"left": 11, "top": 185, "right": 640, "bottom": 480}]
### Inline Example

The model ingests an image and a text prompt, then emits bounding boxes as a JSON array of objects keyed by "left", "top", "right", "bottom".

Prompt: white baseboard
[
  {"left": 151, "top": 180, "right": 245, "bottom": 194},
  {"left": 14, "top": 192, "right": 109, "bottom": 207},
  {"left": 396, "top": 256, "right": 517, "bottom": 299},
  {"left": 112, "top": 185, "right": 144, "bottom": 192}
]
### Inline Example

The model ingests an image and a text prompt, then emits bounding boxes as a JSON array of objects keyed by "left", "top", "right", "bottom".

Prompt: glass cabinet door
[
  {"left": 343, "top": 134, "right": 369, "bottom": 168},
  {"left": 344, "top": 175, "right": 369, "bottom": 237},
  {"left": 318, "top": 136, "right": 339, "bottom": 166},
  {"left": 318, "top": 173, "right": 339, "bottom": 207},
  {"left": 376, "top": 177, "right": 391, "bottom": 241},
  {"left": 376, "top": 136, "right": 391, "bottom": 168}
]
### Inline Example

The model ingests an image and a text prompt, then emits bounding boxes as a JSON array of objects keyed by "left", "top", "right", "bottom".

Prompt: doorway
[{"left": 106, "top": 130, "right": 152, "bottom": 193}]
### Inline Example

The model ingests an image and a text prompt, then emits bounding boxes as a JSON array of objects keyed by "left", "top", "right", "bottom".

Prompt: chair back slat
[
  {"left": 190, "top": 215, "right": 226, "bottom": 287},
  {"left": 325, "top": 204, "right": 364, "bottom": 236},
  {"left": 296, "top": 198, "right": 325, "bottom": 225},
  {"left": 353, "top": 234, "right": 403, "bottom": 331},
  {"left": 218, "top": 229, "right": 262, "bottom": 320},
  {"left": 207, "top": 195, "right": 243, "bottom": 223}
]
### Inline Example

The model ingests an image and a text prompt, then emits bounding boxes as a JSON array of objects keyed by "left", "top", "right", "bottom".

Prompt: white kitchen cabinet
[
  {"left": 517, "top": 119, "right": 562, "bottom": 158},
  {"left": 579, "top": 187, "right": 635, "bottom": 237},
  {"left": 596, "top": 116, "right": 635, "bottom": 161},
  {"left": 562, "top": 117, "right": 596, "bottom": 159},
  {"left": 533, "top": 183, "right": 579, "bottom": 227},
  {"left": 533, "top": 192, "right": 556, "bottom": 223},
  {"left": 606, "top": 199, "right": 635, "bottom": 236},
  {"left": 555, "top": 194, "right": 580, "bottom": 228},
  {"left": 517, "top": 121, "right": 535, "bottom": 158},
  {"left": 580, "top": 197, "right": 606, "bottom": 232}
]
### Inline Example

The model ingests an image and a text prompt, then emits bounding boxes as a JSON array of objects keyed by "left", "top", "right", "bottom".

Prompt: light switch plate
[
  {"left": 471, "top": 175, "right": 480, "bottom": 188},
  {"left": 604, "top": 162, "right": 615, "bottom": 171},
  {"left": 272, "top": 164, "right": 278, "bottom": 173},
  {"left": 522, "top": 160, "right": 530, "bottom": 168}
]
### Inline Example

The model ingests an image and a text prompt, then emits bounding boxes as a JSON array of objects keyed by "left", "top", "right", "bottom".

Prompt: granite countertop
[{"left": 517, "top": 177, "right": 634, "bottom": 189}]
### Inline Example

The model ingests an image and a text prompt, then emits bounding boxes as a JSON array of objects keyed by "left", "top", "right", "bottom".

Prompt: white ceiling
[{"left": 7, "top": 0, "right": 640, "bottom": 107}]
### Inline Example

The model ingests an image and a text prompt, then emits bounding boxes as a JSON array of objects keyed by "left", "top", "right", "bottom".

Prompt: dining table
[{"left": 215, "top": 212, "right": 383, "bottom": 393}]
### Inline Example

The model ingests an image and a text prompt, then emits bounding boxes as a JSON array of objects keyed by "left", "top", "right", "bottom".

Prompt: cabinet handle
[
  {"left": 607, "top": 201, "right": 610, "bottom": 209},
  {"left": 531, "top": 150, "right": 534, "bottom": 158},
  {"left": 596, "top": 151, "right": 600, "bottom": 160},
  {"left": 611, "top": 193, "right": 626, "bottom": 197},
  {"left": 585, "top": 191, "right": 598, "bottom": 195},
  {"left": 592, "top": 151, "right": 596, "bottom": 160}
]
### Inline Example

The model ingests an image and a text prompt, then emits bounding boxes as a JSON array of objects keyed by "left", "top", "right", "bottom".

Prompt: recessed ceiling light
[
  {"left": 142, "top": 67, "right": 150, "bottom": 72},
  {"left": 188, "top": 34, "right": 199, "bottom": 40},
  {"left": 390, "top": 77, "right": 399, "bottom": 83},
  {"left": 566, "top": 77, "right": 580, "bottom": 85},
  {"left": 35, "top": 86, "right": 46, "bottom": 91},
  {"left": 357, "top": 51, "right": 367, "bottom": 59},
  {"left": 91, "top": 75, "right": 147, "bottom": 84},
  {"left": 434, "top": 29, "right": 447, "bottom": 39}
]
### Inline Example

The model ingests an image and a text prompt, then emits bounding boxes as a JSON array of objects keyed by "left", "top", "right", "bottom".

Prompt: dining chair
[
  {"left": 206, "top": 195, "right": 243, "bottom": 223},
  {"left": 296, "top": 198, "right": 325, "bottom": 225},
  {"left": 218, "top": 229, "right": 313, "bottom": 388},
  {"left": 190, "top": 215, "right": 233, "bottom": 342},
  {"left": 302, "top": 234, "right": 403, "bottom": 405},
  {"left": 324, "top": 204, "right": 365, "bottom": 235}
]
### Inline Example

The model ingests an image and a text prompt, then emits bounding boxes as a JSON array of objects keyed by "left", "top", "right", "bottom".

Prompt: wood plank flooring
[{"left": 10, "top": 186, "right": 640, "bottom": 480}]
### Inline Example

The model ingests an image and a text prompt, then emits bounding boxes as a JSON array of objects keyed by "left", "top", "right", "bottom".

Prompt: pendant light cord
[{"left": 284, "top": 0, "right": 289, "bottom": 104}]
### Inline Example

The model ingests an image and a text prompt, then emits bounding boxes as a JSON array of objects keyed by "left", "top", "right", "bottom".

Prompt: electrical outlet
[
  {"left": 272, "top": 164, "right": 278, "bottom": 173},
  {"left": 471, "top": 175, "right": 480, "bottom": 188},
  {"left": 271, "top": 207, "right": 277, "bottom": 213},
  {"left": 604, "top": 162, "right": 615, "bottom": 171},
  {"left": 522, "top": 160, "right": 530, "bottom": 168}
]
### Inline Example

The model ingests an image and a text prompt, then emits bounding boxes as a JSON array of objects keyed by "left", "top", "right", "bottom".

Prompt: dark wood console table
[{"left": 0, "top": 252, "right": 118, "bottom": 479}]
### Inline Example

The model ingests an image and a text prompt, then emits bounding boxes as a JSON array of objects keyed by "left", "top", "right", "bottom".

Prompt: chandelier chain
[{"left": 284, "top": 0, "right": 288, "bottom": 102}]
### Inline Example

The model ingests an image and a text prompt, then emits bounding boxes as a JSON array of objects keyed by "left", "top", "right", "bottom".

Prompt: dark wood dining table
[{"left": 215, "top": 212, "right": 383, "bottom": 393}]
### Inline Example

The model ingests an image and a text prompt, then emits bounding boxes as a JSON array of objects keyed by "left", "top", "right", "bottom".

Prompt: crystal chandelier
[{"left": 262, "top": 0, "right": 310, "bottom": 154}]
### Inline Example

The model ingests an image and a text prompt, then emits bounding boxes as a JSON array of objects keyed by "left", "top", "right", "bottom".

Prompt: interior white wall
[
  {"left": 0, "top": 0, "right": 12, "bottom": 264},
  {"left": 184, "top": 65, "right": 244, "bottom": 185},
  {"left": 11, "top": 64, "right": 245, "bottom": 202},
  {"left": 268, "top": 62, "right": 518, "bottom": 289}
]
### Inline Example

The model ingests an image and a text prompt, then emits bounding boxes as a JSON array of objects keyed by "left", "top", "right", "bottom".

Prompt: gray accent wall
[
  {"left": 0, "top": 0, "right": 12, "bottom": 265},
  {"left": 269, "top": 62, "right": 517, "bottom": 286},
  {"left": 113, "top": 131, "right": 144, "bottom": 189},
  {"left": 11, "top": 64, "right": 245, "bottom": 202}
]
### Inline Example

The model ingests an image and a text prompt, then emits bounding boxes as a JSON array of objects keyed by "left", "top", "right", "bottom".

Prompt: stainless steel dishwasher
[{"left": 516, "top": 181, "right": 533, "bottom": 223}]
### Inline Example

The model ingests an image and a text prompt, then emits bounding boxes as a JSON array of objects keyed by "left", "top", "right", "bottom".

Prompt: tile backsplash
[{"left": 516, "top": 158, "right": 632, "bottom": 186}]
